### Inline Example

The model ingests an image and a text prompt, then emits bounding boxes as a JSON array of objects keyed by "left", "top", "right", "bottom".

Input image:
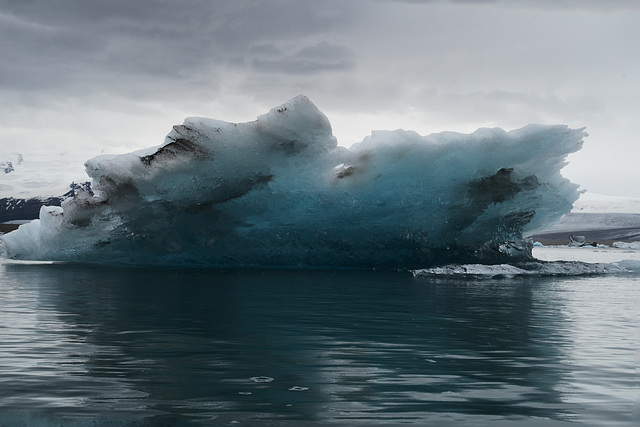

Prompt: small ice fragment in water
[{"left": 250, "top": 376, "right": 274, "bottom": 383}]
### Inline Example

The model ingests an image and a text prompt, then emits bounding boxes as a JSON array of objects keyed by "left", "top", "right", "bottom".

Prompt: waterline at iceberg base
[{"left": 0, "top": 96, "right": 585, "bottom": 269}]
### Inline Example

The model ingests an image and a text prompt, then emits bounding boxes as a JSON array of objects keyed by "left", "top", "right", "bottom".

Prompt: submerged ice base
[{"left": 0, "top": 96, "right": 585, "bottom": 269}]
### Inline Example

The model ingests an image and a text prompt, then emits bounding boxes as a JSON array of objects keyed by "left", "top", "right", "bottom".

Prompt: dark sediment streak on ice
[{"left": 0, "top": 95, "right": 585, "bottom": 269}]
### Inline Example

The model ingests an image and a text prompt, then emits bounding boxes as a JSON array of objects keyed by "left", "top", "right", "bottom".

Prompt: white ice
[{"left": 0, "top": 95, "right": 585, "bottom": 269}]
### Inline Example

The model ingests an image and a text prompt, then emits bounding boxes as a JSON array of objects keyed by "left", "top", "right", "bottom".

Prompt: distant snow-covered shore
[
  {"left": 571, "top": 192, "right": 640, "bottom": 214},
  {"left": 533, "top": 245, "right": 640, "bottom": 264},
  {"left": 527, "top": 193, "right": 640, "bottom": 245}
]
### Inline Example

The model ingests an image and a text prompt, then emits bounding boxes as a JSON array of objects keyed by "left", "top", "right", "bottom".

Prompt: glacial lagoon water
[{"left": 0, "top": 248, "right": 639, "bottom": 426}]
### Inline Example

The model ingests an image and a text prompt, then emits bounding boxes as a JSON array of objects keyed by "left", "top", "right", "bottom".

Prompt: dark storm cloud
[
  {"left": 2, "top": 0, "right": 640, "bottom": 197},
  {"left": 0, "top": 0, "right": 356, "bottom": 98}
]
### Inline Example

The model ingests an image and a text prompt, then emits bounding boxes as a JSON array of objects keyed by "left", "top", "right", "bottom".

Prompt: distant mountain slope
[
  {"left": 0, "top": 196, "right": 64, "bottom": 223},
  {"left": 0, "top": 182, "right": 92, "bottom": 223}
]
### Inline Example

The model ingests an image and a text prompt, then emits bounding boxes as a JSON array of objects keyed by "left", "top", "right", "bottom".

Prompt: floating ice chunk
[
  {"left": 412, "top": 260, "right": 634, "bottom": 278},
  {"left": 612, "top": 241, "right": 640, "bottom": 250},
  {"left": 0, "top": 95, "right": 586, "bottom": 269},
  {"left": 413, "top": 263, "right": 531, "bottom": 278},
  {"left": 250, "top": 376, "right": 274, "bottom": 383}
]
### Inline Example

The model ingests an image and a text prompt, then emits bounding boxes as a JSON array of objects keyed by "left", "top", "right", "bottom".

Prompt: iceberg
[{"left": 0, "top": 95, "right": 585, "bottom": 269}]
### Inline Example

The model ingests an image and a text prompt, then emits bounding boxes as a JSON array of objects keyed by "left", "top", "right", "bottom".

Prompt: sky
[{"left": 1, "top": 0, "right": 639, "bottom": 198}]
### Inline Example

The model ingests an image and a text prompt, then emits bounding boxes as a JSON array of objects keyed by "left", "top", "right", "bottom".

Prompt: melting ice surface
[{"left": 1, "top": 95, "right": 587, "bottom": 269}]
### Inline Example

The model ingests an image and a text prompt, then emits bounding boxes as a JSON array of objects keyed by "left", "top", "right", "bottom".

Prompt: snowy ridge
[{"left": 1, "top": 96, "right": 585, "bottom": 269}]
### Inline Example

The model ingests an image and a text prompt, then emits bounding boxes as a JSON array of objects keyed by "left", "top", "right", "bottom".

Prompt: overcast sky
[{"left": 1, "top": 0, "right": 639, "bottom": 197}]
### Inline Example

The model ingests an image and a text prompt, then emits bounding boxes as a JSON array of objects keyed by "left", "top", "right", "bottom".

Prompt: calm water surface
[{"left": 0, "top": 255, "right": 638, "bottom": 426}]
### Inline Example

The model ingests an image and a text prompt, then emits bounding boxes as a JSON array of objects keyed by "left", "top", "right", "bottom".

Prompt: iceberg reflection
[{"left": 0, "top": 264, "right": 591, "bottom": 424}]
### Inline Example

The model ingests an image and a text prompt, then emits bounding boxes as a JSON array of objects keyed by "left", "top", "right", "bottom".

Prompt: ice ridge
[{"left": 0, "top": 95, "right": 586, "bottom": 269}]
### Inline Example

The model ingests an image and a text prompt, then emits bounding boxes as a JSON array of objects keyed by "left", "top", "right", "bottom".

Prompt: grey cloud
[
  {"left": 411, "top": 89, "right": 606, "bottom": 126},
  {"left": 0, "top": 13, "right": 102, "bottom": 91},
  {"left": 250, "top": 42, "right": 355, "bottom": 74},
  {"left": 379, "top": 0, "right": 640, "bottom": 11},
  {"left": 2, "top": 0, "right": 640, "bottom": 198},
  {"left": 5, "top": 0, "right": 355, "bottom": 56},
  {"left": 0, "top": 0, "right": 356, "bottom": 99},
  {"left": 251, "top": 57, "right": 353, "bottom": 75}
]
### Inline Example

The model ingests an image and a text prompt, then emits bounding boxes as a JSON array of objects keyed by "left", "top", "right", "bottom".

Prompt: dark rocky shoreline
[
  {"left": 528, "top": 227, "right": 640, "bottom": 246},
  {"left": 527, "top": 212, "right": 640, "bottom": 245}
]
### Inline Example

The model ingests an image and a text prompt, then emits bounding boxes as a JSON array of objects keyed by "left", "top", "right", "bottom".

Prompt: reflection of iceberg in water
[
  {"left": 0, "top": 95, "right": 585, "bottom": 269},
  {"left": 0, "top": 264, "right": 577, "bottom": 424}
]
